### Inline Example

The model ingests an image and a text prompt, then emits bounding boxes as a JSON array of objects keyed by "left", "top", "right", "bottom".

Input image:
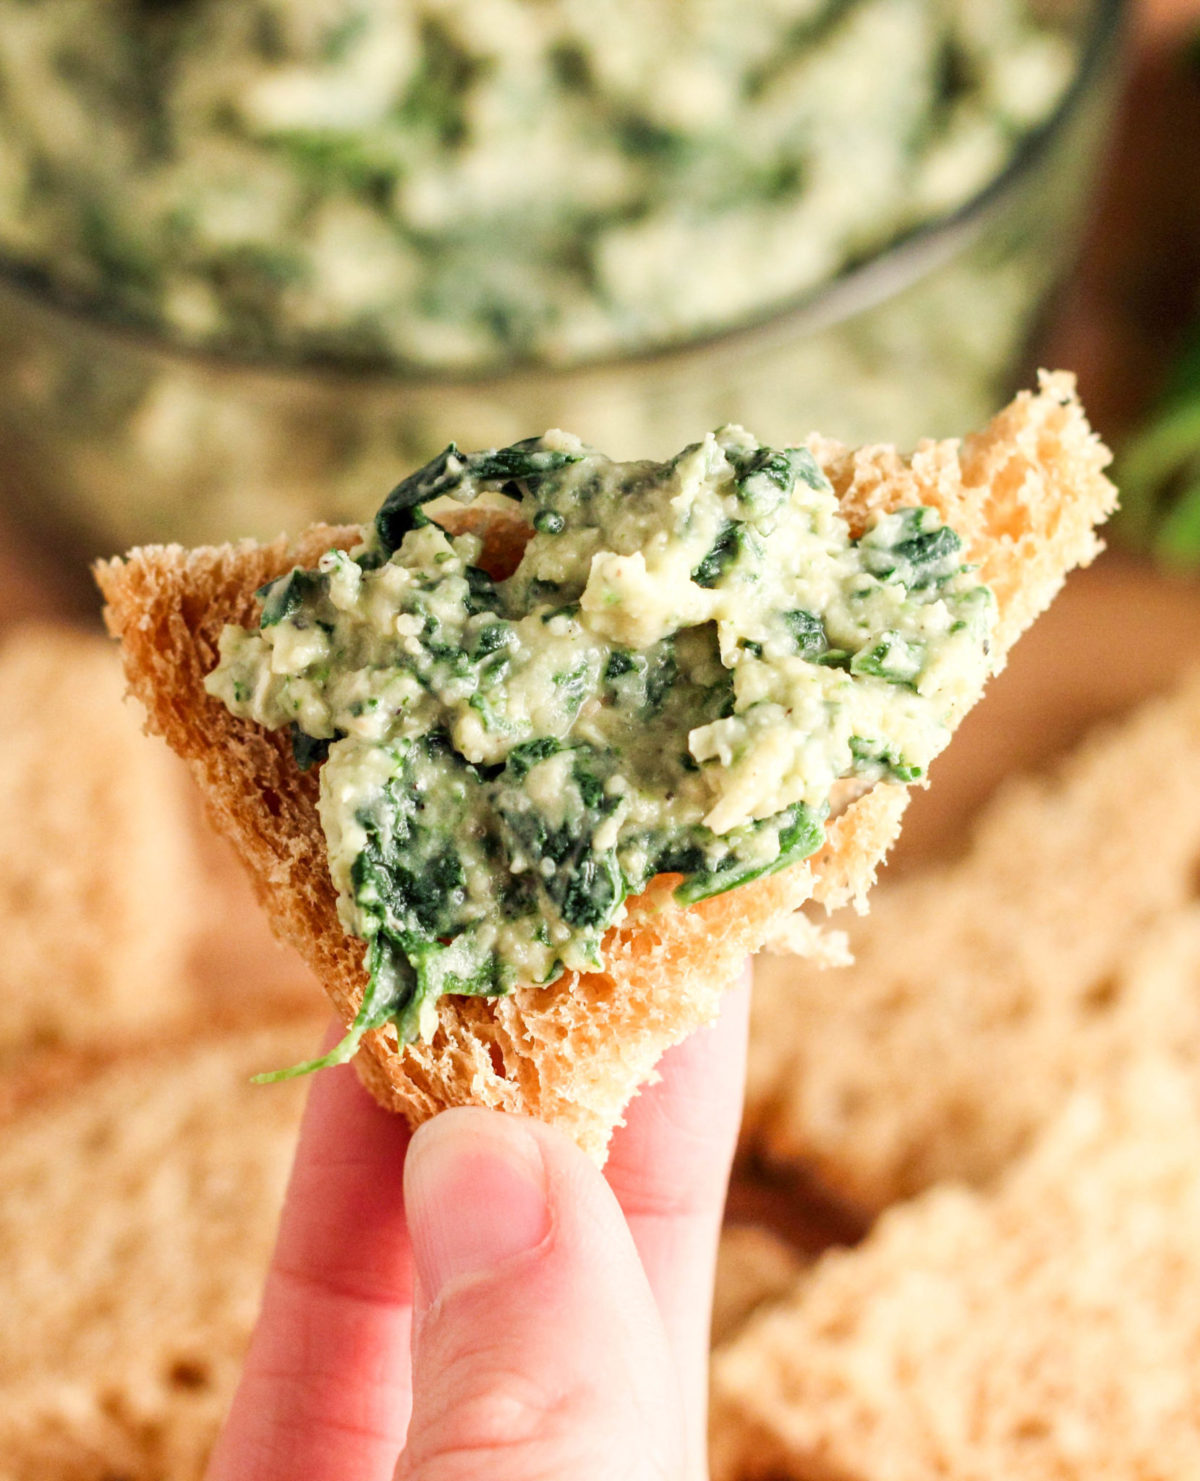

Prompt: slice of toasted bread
[
  {"left": 0, "top": 622, "right": 201, "bottom": 1063},
  {"left": 95, "top": 372, "right": 1116, "bottom": 1160},
  {"left": 709, "top": 1056, "right": 1200, "bottom": 1481},
  {"left": 0, "top": 1022, "right": 315, "bottom": 1481}
]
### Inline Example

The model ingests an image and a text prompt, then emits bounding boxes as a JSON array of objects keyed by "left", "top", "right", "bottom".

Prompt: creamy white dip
[{"left": 207, "top": 429, "right": 995, "bottom": 1064}]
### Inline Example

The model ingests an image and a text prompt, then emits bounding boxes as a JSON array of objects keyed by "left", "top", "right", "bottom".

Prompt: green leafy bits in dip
[{"left": 206, "top": 428, "right": 996, "bottom": 1071}]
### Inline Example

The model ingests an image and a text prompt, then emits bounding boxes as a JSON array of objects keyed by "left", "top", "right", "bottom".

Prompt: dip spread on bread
[{"left": 207, "top": 431, "right": 994, "bottom": 1060}]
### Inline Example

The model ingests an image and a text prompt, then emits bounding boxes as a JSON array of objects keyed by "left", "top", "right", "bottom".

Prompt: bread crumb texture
[
  {"left": 95, "top": 373, "right": 1115, "bottom": 1160},
  {"left": 0, "top": 1024, "right": 314, "bottom": 1481},
  {"left": 711, "top": 1058, "right": 1200, "bottom": 1481},
  {"left": 746, "top": 663, "right": 1200, "bottom": 1211},
  {"left": 0, "top": 623, "right": 201, "bottom": 1060}
]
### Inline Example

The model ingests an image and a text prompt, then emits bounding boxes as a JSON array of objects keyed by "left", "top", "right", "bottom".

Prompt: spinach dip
[
  {"left": 0, "top": 0, "right": 1071, "bottom": 370},
  {"left": 207, "top": 431, "right": 995, "bottom": 1070}
]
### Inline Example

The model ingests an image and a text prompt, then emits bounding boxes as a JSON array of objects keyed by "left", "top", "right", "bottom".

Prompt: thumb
[{"left": 396, "top": 1108, "right": 688, "bottom": 1481}]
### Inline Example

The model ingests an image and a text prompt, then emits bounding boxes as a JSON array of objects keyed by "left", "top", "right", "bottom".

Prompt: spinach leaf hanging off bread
[{"left": 96, "top": 372, "right": 1116, "bottom": 1162}]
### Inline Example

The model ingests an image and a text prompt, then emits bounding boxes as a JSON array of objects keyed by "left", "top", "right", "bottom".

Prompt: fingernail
[{"left": 405, "top": 1109, "right": 550, "bottom": 1297}]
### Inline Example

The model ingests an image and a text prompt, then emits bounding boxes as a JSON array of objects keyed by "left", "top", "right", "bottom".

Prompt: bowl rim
[{"left": 0, "top": 0, "right": 1127, "bottom": 392}]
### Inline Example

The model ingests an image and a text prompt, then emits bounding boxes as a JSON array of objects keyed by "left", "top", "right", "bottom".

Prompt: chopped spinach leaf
[
  {"left": 728, "top": 445, "right": 829, "bottom": 514},
  {"left": 646, "top": 645, "right": 678, "bottom": 710},
  {"left": 673, "top": 803, "right": 826, "bottom": 905},
  {"left": 651, "top": 837, "right": 710, "bottom": 878},
  {"left": 553, "top": 660, "right": 592, "bottom": 718},
  {"left": 463, "top": 565, "right": 500, "bottom": 616},
  {"left": 783, "top": 608, "right": 827, "bottom": 658},
  {"left": 556, "top": 850, "right": 623, "bottom": 929},
  {"left": 816, "top": 648, "right": 852, "bottom": 670},
  {"left": 290, "top": 724, "right": 330, "bottom": 772},
  {"left": 251, "top": 920, "right": 411, "bottom": 1082},
  {"left": 266, "top": 128, "right": 397, "bottom": 199},
  {"left": 375, "top": 438, "right": 583, "bottom": 553},
  {"left": 257, "top": 567, "right": 324, "bottom": 628},
  {"left": 506, "top": 737, "right": 565, "bottom": 779},
  {"left": 374, "top": 443, "right": 468, "bottom": 553},
  {"left": 466, "top": 440, "right": 583, "bottom": 485},
  {"left": 850, "top": 631, "right": 923, "bottom": 686},
  {"left": 574, "top": 764, "right": 611, "bottom": 813},
  {"left": 692, "top": 523, "right": 743, "bottom": 588},
  {"left": 849, "top": 736, "right": 922, "bottom": 782},
  {"left": 528, "top": 578, "right": 565, "bottom": 605},
  {"left": 859, "top": 507, "right": 963, "bottom": 591},
  {"left": 398, "top": 18, "right": 478, "bottom": 148},
  {"left": 471, "top": 622, "right": 514, "bottom": 658},
  {"left": 541, "top": 602, "right": 581, "bottom": 623}
]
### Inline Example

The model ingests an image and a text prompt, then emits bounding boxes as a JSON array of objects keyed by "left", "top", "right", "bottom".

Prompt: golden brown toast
[
  {"left": 710, "top": 1058, "right": 1200, "bottom": 1481},
  {"left": 0, "top": 622, "right": 201, "bottom": 1063},
  {"left": 95, "top": 372, "right": 1116, "bottom": 1161}
]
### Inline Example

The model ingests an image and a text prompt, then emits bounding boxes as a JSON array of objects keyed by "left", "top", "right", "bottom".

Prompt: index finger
[
  {"left": 206, "top": 1022, "right": 414, "bottom": 1481},
  {"left": 603, "top": 966, "right": 751, "bottom": 1466}
]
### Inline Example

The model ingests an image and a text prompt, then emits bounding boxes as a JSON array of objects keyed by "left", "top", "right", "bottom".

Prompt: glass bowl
[{"left": 0, "top": 0, "right": 1125, "bottom": 561}]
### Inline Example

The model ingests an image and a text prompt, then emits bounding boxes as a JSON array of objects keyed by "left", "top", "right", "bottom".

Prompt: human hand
[{"left": 205, "top": 969, "right": 750, "bottom": 1481}]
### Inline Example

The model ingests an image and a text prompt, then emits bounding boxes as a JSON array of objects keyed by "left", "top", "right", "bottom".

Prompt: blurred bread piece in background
[
  {"left": 0, "top": 623, "right": 202, "bottom": 1060},
  {"left": 0, "top": 621, "right": 336, "bottom": 1476},
  {"left": 0, "top": 1023, "right": 315, "bottom": 1481},
  {"left": 745, "top": 664, "right": 1200, "bottom": 1211},
  {"left": 711, "top": 1057, "right": 1200, "bottom": 1481},
  {"left": 711, "top": 1226, "right": 810, "bottom": 1349}
]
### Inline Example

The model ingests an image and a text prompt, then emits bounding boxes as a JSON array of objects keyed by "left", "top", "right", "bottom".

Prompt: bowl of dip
[{"left": 0, "top": 0, "right": 1125, "bottom": 556}]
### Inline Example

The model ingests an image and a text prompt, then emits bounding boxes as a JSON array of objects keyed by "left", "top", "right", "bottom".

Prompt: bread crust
[{"left": 95, "top": 372, "right": 1116, "bottom": 1160}]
